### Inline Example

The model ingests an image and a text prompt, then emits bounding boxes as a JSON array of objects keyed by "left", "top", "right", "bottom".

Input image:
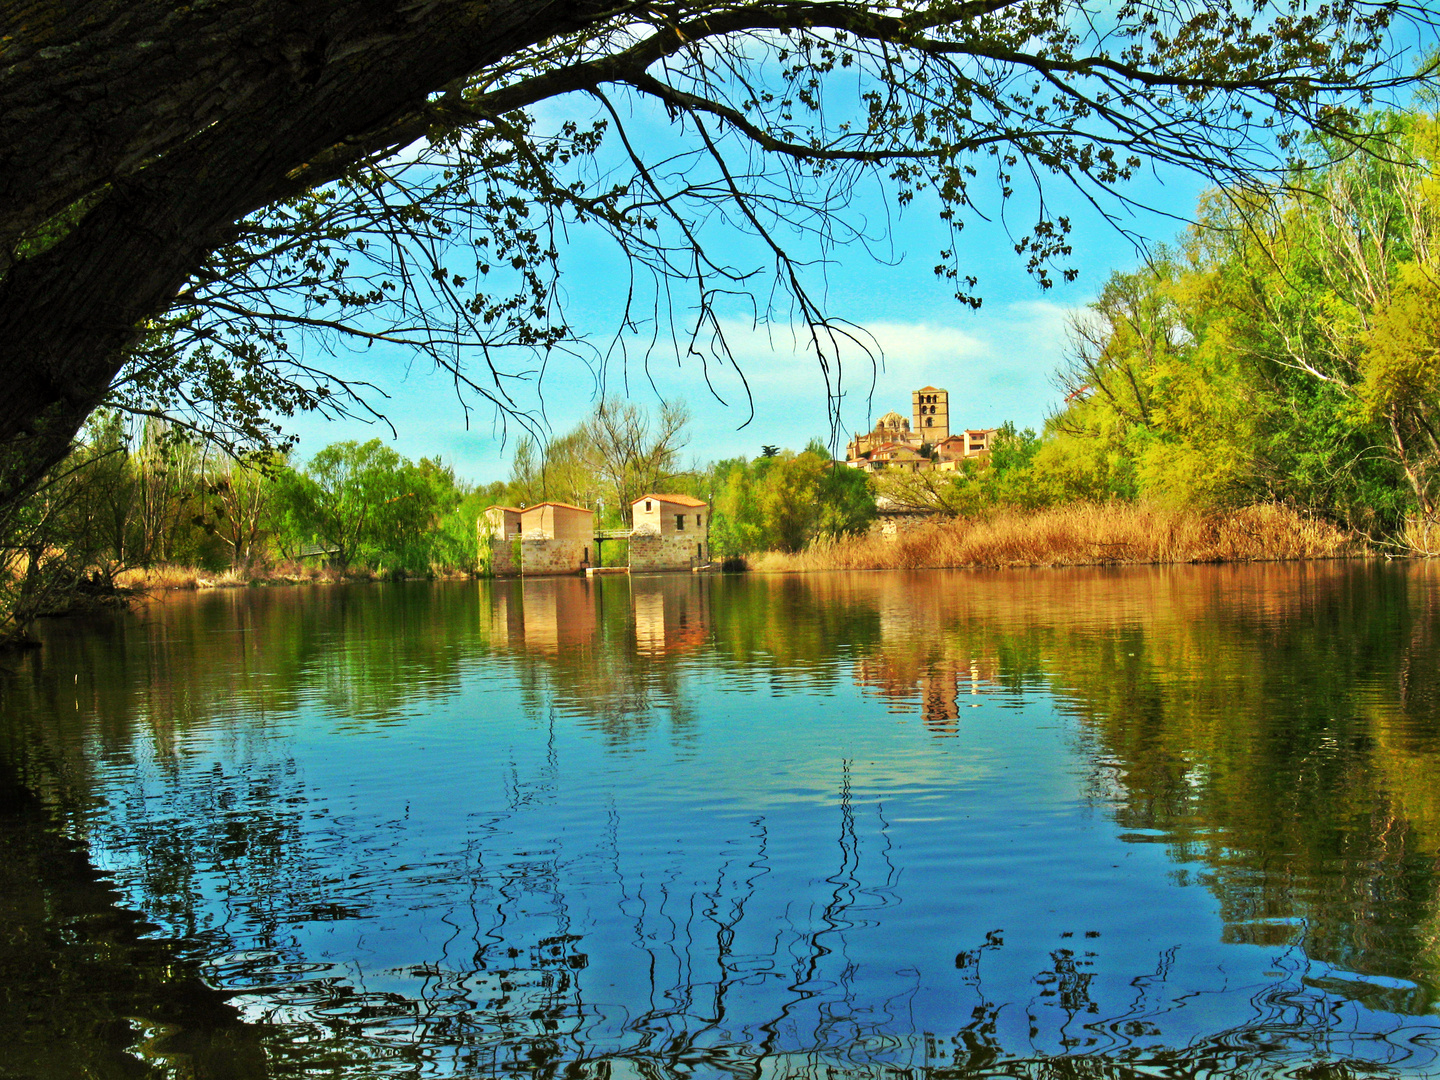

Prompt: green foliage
[
  {"left": 272, "top": 440, "right": 466, "bottom": 572},
  {"left": 711, "top": 442, "right": 876, "bottom": 555},
  {"left": 883, "top": 111, "right": 1440, "bottom": 544}
]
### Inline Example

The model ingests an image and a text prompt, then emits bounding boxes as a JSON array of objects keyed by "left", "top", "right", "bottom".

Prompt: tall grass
[
  {"left": 114, "top": 560, "right": 477, "bottom": 593},
  {"left": 750, "top": 503, "right": 1361, "bottom": 573},
  {"left": 115, "top": 561, "right": 373, "bottom": 591}
]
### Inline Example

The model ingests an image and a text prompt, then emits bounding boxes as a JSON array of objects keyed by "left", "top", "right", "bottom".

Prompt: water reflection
[{"left": 2, "top": 564, "right": 1440, "bottom": 1076}]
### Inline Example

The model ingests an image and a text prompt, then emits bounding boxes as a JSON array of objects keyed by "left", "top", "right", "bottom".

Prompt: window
[
  {"left": 697, "top": 514, "right": 703, "bottom": 527},
  {"left": 676, "top": 514, "right": 685, "bottom": 530},
  {"left": 645, "top": 500, "right": 652, "bottom": 512}
]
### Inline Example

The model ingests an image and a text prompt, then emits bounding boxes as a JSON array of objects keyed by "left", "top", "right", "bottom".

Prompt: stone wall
[
  {"left": 630, "top": 532, "right": 705, "bottom": 573},
  {"left": 493, "top": 535, "right": 521, "bottom": 575},
  {"left": 521, "top": 537, "right": 589, "bottom": 576},
  {"left": 478, "top": 523, "right": 521, "bottom": 576}
]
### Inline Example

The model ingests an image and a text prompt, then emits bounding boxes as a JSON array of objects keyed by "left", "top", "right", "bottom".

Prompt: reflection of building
[
  {"left": 630, "top": 493, "right": 710, "bottom": 572},
  {"left": 854, "top": 654, "right": 1001, "bottom": 735},
  {"left": 480, "top": 578, "right": 597, "bottom": 654},
  {"left": 632, "top": 577, "right": 710, "bottom": 656}
]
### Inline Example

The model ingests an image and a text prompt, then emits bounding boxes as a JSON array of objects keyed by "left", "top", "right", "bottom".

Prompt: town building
[
  {"left": 912, "top": 386, "right": 950, "bottom": 441},
  {"left": 630, "top": 493, "right": 710, "bottom": 572},
  {"left": 845, "top": 410, "right": 922, "bottom": 460},
  {"left": 856, "top": 442, "right": 927, "bottom": 473},
  {"left": 933, "top": 429, "right": 998, "bottom": 470},
  {"left": 845, "top": 385, "right": 996, "bottom": 473}
]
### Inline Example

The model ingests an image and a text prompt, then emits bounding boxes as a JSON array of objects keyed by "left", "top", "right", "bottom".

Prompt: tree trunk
[{"left": 0, "top": 0, "right": 610, "bottom": 511}]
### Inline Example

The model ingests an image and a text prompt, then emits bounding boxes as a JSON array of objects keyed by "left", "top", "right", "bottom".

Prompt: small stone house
[
  {"left": 484, "top": 505, "right": 524, "bottom": 537},
  {"left": 481, "top": 506, "right": 524, "bottom": 575},
  {"left": 519, "top": 501, "right": 595, "bottom": 575},
  {"left": 630, "top": 493, "right": 709, "bottom": 572},
  {"left": 481, "top": 501, "right": 595, "bottom": 576},
  {"left": 519, "top": 501, "right": 593, "bottom": 542}
]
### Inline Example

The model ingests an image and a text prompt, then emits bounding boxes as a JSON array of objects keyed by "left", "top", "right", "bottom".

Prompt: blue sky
[
  {"left": 280, "top": 159, "right": 1207, "bottom": 485},
  {"left": 265, "top": 9, "right": 1439, "bottom": 487},
  {"left": 276, "top": 90, "right": 1212, "bottom": 485}
]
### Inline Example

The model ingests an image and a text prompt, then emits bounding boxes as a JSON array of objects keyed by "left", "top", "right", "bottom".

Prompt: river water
[{"left": 3, "top": 563, "right": 1440, "bottom": 1077}]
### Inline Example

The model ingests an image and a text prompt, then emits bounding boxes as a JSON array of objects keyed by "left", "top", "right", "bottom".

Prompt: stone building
[
  {"left": 519, "top": 501, "right": 595, "bottom": 575},
  {"left": 481, "top": 506, "right": 524, "bottom": 575},
  {"left": 630, "top": 493, "right": 710, "bottom": 572},
  {"left": 934, "top": 429, "right": 999, "bottom": 470},
  {"left": 845, "top": 410, "right": 922, "bottom": 460},
  {"left": 481, "top": 501, "right": 595, "bottom": 575},
  {"left": 853, "top": 442, "right": 927, "bottom": 473},
  {"left": 912, "top": 386, "right": 950, "bottom": 441}
]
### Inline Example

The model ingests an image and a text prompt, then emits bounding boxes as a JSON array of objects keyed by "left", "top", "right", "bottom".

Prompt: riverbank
[
  {"left": 114, "top": 562, "right": 475, "bottom": 592},
  {"left": 749, "top": 502, "right": 1361, "bottom": 572}
]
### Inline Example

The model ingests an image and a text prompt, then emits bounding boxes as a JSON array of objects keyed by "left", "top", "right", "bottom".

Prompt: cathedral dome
[{"left": 876, "top": 410, "right": 909, "bottom": 431}]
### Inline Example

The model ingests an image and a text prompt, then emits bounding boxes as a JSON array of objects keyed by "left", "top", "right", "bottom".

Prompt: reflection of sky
[{"left": 58, "top": 575, "right": 1440, "bottom": 1075}]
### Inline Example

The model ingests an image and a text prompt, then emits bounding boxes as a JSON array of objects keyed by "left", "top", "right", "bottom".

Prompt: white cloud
[{"left": 276, "top": 299, "right": 1092, "bottom": 480}]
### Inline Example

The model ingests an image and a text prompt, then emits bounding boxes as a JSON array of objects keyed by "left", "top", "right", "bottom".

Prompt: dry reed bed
[
  {"left": 750, "top": 503, "right": 1361, "bottom": 573},
  {"left": 115, "top": 561, "right": 373, "bottom": 592}
]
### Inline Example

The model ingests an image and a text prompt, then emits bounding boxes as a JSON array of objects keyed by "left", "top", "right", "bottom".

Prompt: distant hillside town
[{"left": 844, "top": 386, "right": 997, "bottom": 472}]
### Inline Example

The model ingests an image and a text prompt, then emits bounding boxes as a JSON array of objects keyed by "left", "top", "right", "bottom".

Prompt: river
[{"left": 3, "top": 563, "right": 1440, "bottom": 1077}]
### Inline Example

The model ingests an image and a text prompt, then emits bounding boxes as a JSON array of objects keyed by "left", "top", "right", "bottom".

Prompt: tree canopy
[{"left": 1, "top": 0, "right": 1434, "bottom": 523}]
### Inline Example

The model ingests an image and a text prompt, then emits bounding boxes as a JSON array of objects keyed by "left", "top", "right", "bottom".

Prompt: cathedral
[{"left": 844, "top": 386, "right": 996, "bottom": 472}]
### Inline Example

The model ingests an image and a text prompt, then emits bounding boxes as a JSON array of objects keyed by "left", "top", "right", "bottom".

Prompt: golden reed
[{"left": 750, "top": 503, "right": 1360, "bottom": 572}]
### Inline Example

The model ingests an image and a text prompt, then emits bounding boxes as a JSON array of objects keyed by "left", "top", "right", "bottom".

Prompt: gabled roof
[
  {"left": 486, "top": 505, "right": 523, "bottom": 514},
  {"left": 521, "top": 500, "right": 593, "bottom": 514},
  {"left": 915, "top": 385, "right": 945, "bottom": 393},
  {"left": 632, "top": 492, "right": 707, "bottom": 507}
]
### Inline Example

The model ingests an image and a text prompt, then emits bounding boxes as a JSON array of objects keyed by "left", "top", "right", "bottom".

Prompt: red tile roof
[
  {"left": 521, "top": 501, "right": 593, "bottom": 514},
  {"left": 632, "top": 492, "right": 707, "bottom": 507}
]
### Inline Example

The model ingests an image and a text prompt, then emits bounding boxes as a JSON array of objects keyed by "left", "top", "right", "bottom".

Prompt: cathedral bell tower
[{"left": 912, "top": 386, "right": 950, "bottom": 443}]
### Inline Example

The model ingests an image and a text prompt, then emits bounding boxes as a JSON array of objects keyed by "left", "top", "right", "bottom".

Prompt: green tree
[
  {"left": 712, "top": 442, "right": 876, "bottom": 554},
  {"left": 274, "top": 440, "right": 446, "bottom": 571},
  {"left": 2, "top": 0, "right": 1430, "bottom": 525},
  {"left": 807, "top": 440, "right": 878, "bottom": 539}
]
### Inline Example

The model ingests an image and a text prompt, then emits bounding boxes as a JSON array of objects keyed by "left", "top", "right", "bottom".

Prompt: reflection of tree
[
  {"left": 7, "top": 564, "right": 1440, "bottom": 1075},
  {"left": 0, "top": 767, "right": 268, "bottom": 1078},
  {"left": 836, "top": 563, "right": 1440, "bottom": 1017}
]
